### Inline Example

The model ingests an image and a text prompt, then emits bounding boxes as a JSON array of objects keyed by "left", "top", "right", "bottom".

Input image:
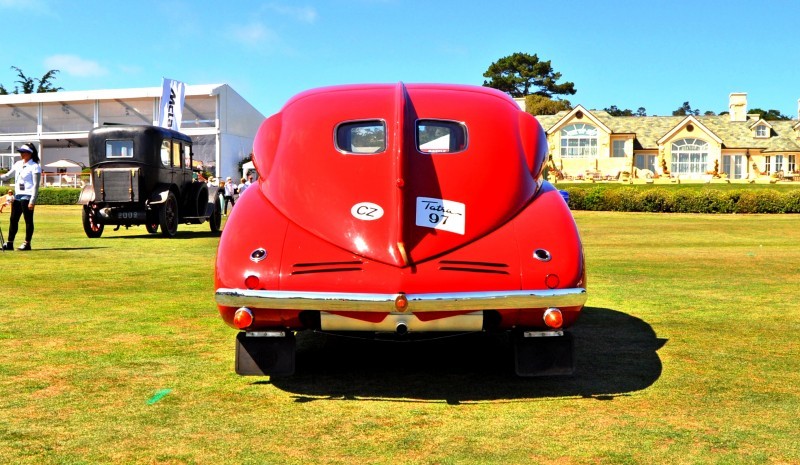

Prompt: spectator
[
  {"left": 223, "top": 176, "right": 236, "bottom": 215},
  {"left": 0, "top": 143, "right": 42, "bottom": 250},
  {"left": 0, "top": 189, "right": 13, "bottom": 213}
]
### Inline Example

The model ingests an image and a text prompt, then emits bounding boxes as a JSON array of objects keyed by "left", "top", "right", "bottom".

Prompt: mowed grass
[{"left": 1, "top": 206, "right": 799, "bottom": 464}]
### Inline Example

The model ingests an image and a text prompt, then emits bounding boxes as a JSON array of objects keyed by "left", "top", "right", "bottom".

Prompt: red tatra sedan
[{"left": 215, "top": 83, "right": 587, "bottom": 376}]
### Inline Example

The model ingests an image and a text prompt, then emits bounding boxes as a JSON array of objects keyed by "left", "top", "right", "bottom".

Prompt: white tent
[
  {"left": 242, "top": 160, "right": 256, "bottom": 179},
  {"left": 44, "top": 159, "right": 82, "bottom": 170}
]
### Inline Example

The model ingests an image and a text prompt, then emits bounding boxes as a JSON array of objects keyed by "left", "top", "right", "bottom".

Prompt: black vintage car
[{"left": 79, "top": 125, "right": 222, "bottom": 238}]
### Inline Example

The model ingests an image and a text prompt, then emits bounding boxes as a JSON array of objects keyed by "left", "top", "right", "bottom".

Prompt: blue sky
[{"left": 2, "top": 0, "right": 799, "bottom": 118}]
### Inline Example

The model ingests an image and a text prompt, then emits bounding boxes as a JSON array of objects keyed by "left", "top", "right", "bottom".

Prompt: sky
[{"left": 2, "top": 0, "right": 799, "bottom": 119}]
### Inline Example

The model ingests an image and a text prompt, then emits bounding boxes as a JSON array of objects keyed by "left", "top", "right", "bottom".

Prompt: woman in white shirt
[{"left": 0, "top": 143, "right": 41, "bottom": 251}]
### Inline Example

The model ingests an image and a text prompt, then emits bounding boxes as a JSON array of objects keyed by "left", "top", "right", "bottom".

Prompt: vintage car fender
[
  {"left": 147, "top": 184, "right": 175, "bottom": 205},
  {"left": 77, "top": 184, "right": 95, "bottom": 205}
]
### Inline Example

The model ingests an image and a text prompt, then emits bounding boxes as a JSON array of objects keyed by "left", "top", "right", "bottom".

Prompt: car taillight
[
  {"left": 233, "top": 308, "right": 254, "bottom": 329},
  {"left": 244, "top": 274, "right": 260, "bottom": 289},
  {"left": 545, "top": 273, "right": 560, "bottom": 289},
  {"left": 543, "top": 308, "right": 563, "bottom": 329}
]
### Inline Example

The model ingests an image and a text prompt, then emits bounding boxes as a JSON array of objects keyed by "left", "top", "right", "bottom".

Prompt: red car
[{"left": 215, "top": 83, "right": 586, "bottom": 376}]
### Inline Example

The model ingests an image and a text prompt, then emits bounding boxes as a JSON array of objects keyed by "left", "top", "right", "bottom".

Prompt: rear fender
[
  {"left": 148, "top": 184, "right": 174, "bottom": 205},
  {"left": 78, "top": 185, "right": 95, "bottom": 205}
]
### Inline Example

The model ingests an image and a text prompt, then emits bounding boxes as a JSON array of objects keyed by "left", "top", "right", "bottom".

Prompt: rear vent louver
[
  {"left": 291, "top": 261, "right": 364, "bottom": 275},
  {"left": 438, "top": 260, "right": 510, "bottom": 275}
]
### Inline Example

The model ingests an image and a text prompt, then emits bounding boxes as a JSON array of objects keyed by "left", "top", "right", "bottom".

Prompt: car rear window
[
  {"left": 336, "top": 120, "right": 386, "bottom": 154},
  {"left": 417, "top": 120, "right": 467, "bottom": 154},
  {"left": 106, "top": 140, "right": 134, "bottom": 158}
]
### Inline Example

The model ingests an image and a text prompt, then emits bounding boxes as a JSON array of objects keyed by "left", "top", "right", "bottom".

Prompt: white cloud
[
  {"left": 44, "top": 55, "right": 108, "bottom": 77},
  {"left": 230, "top": 22, "right": 279, "bottom": 47},
  {"left": 264, "top": 3, "right": 318, "bottom": 23}
]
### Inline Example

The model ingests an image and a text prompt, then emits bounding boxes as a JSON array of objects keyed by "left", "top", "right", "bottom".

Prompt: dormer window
[{"left": 755, "top": 124, "right": 769, "bottom": 138}]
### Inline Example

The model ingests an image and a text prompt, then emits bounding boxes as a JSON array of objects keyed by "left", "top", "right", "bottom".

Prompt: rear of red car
[{"left": 215, "top": 83, "right": 586, "bottom": 376}]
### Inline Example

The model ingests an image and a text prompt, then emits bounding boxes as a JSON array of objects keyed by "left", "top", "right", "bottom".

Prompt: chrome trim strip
[{"left": 215, "top": 288, "right": 587, "bottom": 312}]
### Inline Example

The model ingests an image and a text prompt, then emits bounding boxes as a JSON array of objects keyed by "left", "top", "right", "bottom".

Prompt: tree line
[{"left": 482, "top": 52, "right": 791, "bottom": 120}]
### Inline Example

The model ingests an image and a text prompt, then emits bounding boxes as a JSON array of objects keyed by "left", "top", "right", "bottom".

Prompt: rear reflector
[
  {"left": 233, "top": 307, "right": 254, "bottom": 329},
  {"left": 543, "top": 308, "right": 563, "bottom": 329},
  {"left": 545, "top": 274, "right": 560, "bottom": 289},
  {"left": 244, "top": 275, "right": 260, "bottom": 290}
]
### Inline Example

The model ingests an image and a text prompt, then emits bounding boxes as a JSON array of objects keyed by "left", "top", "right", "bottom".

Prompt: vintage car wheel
[
  {"left": 159, "top": 192, "right": 179, "bottom": 238},
  {"left": 82, "top": 204, "right": 104, "bottom": 238},
  {"left": 209, "top": 193, "right": 222, "bottom": 233}
]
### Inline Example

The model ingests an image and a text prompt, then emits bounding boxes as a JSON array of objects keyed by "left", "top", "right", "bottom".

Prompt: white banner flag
[{"left": 158, "top": 78, "right": 186, "bottom": 131}]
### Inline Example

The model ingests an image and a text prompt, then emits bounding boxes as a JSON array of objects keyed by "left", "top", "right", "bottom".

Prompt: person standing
[
  {"left": 0, "top": 143, "right": 42, "bottom": 251},
  {"left": 237, "top": 177, "right": 248, "bottom": 197},
  {"left": 223, "top": 176, "right": 236, "bottom": 215}
]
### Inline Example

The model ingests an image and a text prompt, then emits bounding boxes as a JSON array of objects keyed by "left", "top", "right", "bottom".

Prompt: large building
[
  {"left": 0, "top": 84, "right": 264, "bottom": 180},
  {"left": 531, "top": 93, "right": 800, "bottom": 182}
]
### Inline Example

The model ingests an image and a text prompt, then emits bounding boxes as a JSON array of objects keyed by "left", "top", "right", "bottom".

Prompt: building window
[
  {"left": 42, "top": 102, "right": 94, "bottom": 133},
  {"left": 755, "top": 124, "right": 769, "bottom": 138},
  {"left": 671, "top": 138, "right": 709, "bottom": 175},
  {"left": 99, "top": 98, "right": 155, "bottom": 125},
  {"left": 612, "top": 140, "right": 626, "bottom": 157},
  {"left": 789, "top": 155, "right": 796, "bottom": 172},
  {"left": 774, "top": 155, "right": 784, "bottom": 173},
  {"left": 765, "top": 156, "right": 771, "bottom": 173},
  {"left": 560, "top": 123, "right": 598, "bottom": 158}
]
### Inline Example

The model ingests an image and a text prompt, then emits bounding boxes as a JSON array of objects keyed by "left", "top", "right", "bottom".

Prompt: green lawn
[{"left": 1, "top": 206, "right": 798, "bottom": 464}]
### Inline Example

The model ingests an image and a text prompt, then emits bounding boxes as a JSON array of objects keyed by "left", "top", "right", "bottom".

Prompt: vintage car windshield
[
  {"left": 417, "top": 120, "right": 467, "bottom": 154},
  {"left": 336, "top": 120, "right": 386, "bottom": 154},
  {"left": 106, "top": 140, "right": 134, "bottom": 158}
]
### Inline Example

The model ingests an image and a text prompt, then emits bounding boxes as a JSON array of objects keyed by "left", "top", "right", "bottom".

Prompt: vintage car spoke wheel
[
  {"left": 145, "top": 212, "right": 159, "bottom": 234},
  {"left": 159, "top": 192, "right": 179, "bottom": 238},
  {"left": 209, "top": 193, "right": 222, "bottom": 233},
  {"left": 82, "top": 204, "right": 104, "bottom": 238}
]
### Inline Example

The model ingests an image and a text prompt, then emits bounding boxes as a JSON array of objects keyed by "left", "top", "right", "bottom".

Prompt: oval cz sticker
[{"left": 351, "top": 202, "right": 384, "bottom": 221}]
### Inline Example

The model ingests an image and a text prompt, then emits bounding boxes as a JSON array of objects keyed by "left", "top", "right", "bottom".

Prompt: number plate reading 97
[{"left": 415, "top": 197, "right": 465, "bottom": 235}]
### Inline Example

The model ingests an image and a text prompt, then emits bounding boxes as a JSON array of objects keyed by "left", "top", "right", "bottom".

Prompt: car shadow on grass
[{"left": 268, "top": 307, "right": 667, "bottom": 402}]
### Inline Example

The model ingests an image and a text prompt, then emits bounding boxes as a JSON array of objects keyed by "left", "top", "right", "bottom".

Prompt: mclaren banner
[{"left": 158, "top": 78, "right": 186, "bottom": 131}]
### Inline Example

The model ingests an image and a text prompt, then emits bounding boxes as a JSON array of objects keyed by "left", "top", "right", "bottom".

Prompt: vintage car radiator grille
[
  {"left": 97, "top": 168, "right": 140, "bottom": 203},
  {"left": 438, "top": 260, "right": 510, "bottom": 275},
  {"left": 291, "top": 261, "right": 364, "bottom": 275}
]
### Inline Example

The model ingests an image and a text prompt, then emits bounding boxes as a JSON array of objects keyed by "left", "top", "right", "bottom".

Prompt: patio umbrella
[{"left": 44, "top": 159, "right": 82, "bottom": 170}]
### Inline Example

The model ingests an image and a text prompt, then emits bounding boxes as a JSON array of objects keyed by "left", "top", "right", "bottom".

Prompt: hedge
[
  {"left": 34, "top": 188, "right": 81, "bottom": 205},
  {"left": 563, "top": 186, "right": 800, "bottom": 213}
]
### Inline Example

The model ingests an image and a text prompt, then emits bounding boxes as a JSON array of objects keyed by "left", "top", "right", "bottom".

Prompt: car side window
[
  {"left": 160, "top": 140, "right": 171, "bottom": 167},
  {"left": 184, "top": 144, "right": 192, "bottom": 170},
  {"left": 335, "top": 120, "right": 386, "bottom": 154},
  {"left": 172, "top": 141, "right": 182, "bottom": 168},
  {"left": 417, "top": 120, "right": 468, "bottom": 154}
]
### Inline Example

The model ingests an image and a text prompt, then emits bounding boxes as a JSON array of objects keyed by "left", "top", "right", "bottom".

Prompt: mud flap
[
  {"left": 513, "top": 331, "right": 574, "bottom": 377},
  {"left": 235, "top": 331, "right": 296, "bottom": 377}
]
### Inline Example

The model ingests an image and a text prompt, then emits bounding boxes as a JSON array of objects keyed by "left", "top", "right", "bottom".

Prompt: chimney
[{"left": 729, "top": 93, "right": 747, "bottom": 122}]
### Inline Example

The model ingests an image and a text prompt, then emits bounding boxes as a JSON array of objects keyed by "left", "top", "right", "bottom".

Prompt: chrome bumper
[{"left": 215, "top": 288, "right": 587, "bottom": 313}]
